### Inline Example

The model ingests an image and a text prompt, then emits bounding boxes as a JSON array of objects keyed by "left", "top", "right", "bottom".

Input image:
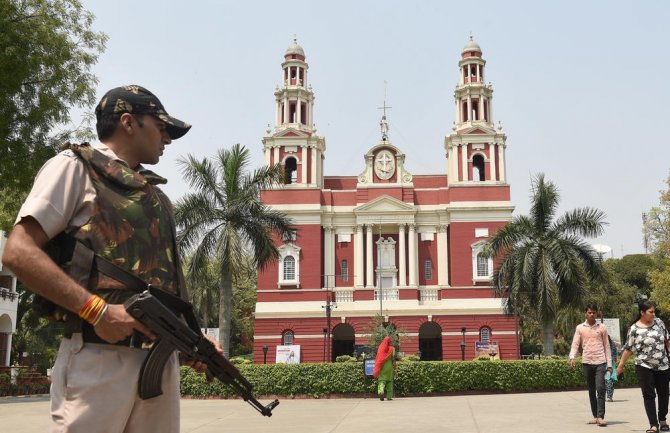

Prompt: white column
[
  {"left": 499, "top": 144, "right": 506, "bottom": 182},
  {"left": 366, "top": 224, "right": 374, "bottom": 288},
  {"left": 476, "top": 64, "right": 480, "bottom": 82},
  {"left": 467, "top": 96, "right": 472, "bottom": 122},
  {"left": 311, "top": 147, "right": 317, "bottom": 186},
  {"left": 354, "top": 225, "right": 364, "bottom": 287},
  {"left": 398, "top": 224, "right": 406, "bottom": 287},
  {"left": 265, "top": 148, "right": 271, "bottom": 166},
  {"left": 489, "top": 143, "right": 497, "bottom": 182},
  {"left": 3, "top": 333, "right": 11, "bottom": 367},
  {"left": 478, "top": 97, "right": 484, "bottom": 121},
  {"left": 328, "top": 226, "right": 335, "bottom": 287},
  {"left": 437, "top": 224, "right": 449, "bottom": 286},
  {"left": 301, "top": 146, "right": 308, "bottom": 184},
  {"left": 297, "top": 100, "right": 302, "bottom": 125},
  {"left": 310, "top": 101, "right": 314, "bottom": 129},
  {"left": 461, "top": 144, "right": 468, "bottom": 182},
  {"left": 276, "top": 101, "right": 281, "bottom": 126},
  {"left": 408, "top": 224, "right": 417, "bottom": 287},
  {"left": 283, "top": 97, "right": 289, "bottom": 125},
  {"left": 489, "top": 99, "right": 493, "bottom": 124},
  {"left": 455, "top": 98, "right": 460, "bottom": 124},
  {"left": 323, "top": 226, "right": 330, "bottom": 289},
  {"left": 273, "top": 146, "right": 279, "bottom": 166},
  {"left": 448, "top": 144, "right": 456, "bottom": 182}
]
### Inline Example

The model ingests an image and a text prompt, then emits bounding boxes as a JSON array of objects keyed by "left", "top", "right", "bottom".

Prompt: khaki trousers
[{"left": 50, "top": 333, "right": 180, "bottom": 433}]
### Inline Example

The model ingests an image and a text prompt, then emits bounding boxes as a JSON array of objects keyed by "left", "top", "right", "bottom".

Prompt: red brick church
[{"left": 253, "top": 37, "right": 518, "bottom": 363}]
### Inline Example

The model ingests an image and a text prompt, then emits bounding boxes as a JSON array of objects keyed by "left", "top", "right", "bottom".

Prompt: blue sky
[{"left": 76, "top": 0, "right": 670, "bottom": 258}]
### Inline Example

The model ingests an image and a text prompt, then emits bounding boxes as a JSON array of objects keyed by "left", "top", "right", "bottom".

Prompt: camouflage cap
[{"left": 95, "top": 85, "right": 191, "bottom": 139}]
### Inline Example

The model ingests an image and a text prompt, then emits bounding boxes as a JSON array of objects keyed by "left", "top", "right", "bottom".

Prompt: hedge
[{"left": 180, "top": 359, "right": 639, "bottom": 398}]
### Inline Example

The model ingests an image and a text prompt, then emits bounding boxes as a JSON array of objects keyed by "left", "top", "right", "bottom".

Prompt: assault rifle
[{"left": 124, "top": 291, "right": 279, "bottom": 417}]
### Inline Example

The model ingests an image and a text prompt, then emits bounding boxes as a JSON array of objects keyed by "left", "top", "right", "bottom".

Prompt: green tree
[
  {"left": 10, "top": 285, "right": 63, "bottom": 372},
  {"left": 486, "top": 174, "right": 607, "bottom": 355},
  {"left": 645, "top": 176, "right": 670, "bottom": 318},
  {"left": 361, "top": 314, "right": 407, "bottom": 357},
  {"left": 175, "top": 144, "right": 293, "bottom": 357},
  {"left": 607, "top": 254, "right": 660, "bottom": 298},
  {"left": 185, "top": 254, "right": 258, "bottom": 355},
  {"left": 643, "top": 173, "right": 670, "bottom": 257},
  {"left": 0, "top": 0, "right": 106, "bottom": 230}
]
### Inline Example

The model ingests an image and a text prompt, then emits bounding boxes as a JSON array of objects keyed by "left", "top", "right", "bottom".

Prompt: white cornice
[{"left": 255, "top": 298, "right": 507, "bottom": 318}]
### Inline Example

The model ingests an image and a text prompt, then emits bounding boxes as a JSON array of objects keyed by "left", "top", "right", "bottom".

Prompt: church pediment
[
  {"left": 457, "top": 124, "right": 496, "bottom": 135},
  {"left": 354, "top": 194, "right": 415, "bottom": 214},
  {"left": 273, "top": 128, "right": 312, "bottom": 138}
]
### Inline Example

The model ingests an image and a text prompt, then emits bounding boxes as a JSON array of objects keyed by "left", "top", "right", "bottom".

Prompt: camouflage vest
[{"left": 64, "top": 143, "right": 185, "bottom": 305}]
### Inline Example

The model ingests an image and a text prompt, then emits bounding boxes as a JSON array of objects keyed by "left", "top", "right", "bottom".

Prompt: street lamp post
[
  {"left": 460, "top": 327, "right": 466, "bottom": 361},
  {"left": 262, "top": 345, "right": 268, "bottom": 364},
  {"left": 322, "top": 275, "right": 336, "bottom": 363},
  {"left": 322, "top": 327, "right": 328, "bottom": 362}
]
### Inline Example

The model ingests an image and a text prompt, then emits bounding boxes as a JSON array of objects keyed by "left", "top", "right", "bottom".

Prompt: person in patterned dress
[{"left": 617, "top": 300, "right": 670, "bottom": 433}]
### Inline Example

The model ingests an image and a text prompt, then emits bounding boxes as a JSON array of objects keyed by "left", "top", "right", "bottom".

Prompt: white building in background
[{"left": 0, "top": 230, "right": 19, "bottom": 366}]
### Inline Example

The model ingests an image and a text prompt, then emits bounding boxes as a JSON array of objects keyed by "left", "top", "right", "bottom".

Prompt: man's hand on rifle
[
  {"left": 185, "top": 333, "right": 224, "bottom": 373},
  {"left": 95, "top": 304, "right": 156, "bottom": 343}
]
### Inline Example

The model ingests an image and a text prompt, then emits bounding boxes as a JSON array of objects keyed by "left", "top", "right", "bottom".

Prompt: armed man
[{"left": 2, "top": 85, "right": 222, "bottom": 433}]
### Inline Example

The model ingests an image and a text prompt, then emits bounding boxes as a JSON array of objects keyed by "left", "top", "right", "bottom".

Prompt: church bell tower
[
  {"left": 445, "top": 36, "right": 507, "bottom": 186},
  {"left": 262, "top": 38, "right": 326, "bottom": 188}
]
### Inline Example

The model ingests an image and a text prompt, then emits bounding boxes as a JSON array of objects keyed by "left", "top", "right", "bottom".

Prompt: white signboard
[
  {"left": 276, "top": 345, "right": 300, "bottom": 364},
  {"left": 201, "top": 328, "right": 219, "bottom": 341},
  {"left": 601, "top": 318, "right": 621, "bottom": 348}
]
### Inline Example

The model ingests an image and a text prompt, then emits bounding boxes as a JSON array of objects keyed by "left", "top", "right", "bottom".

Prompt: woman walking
[
  {"left": 617, "top": 300, "right": 670, "bottom": 433},
  {"left": 373, "top": 336, "right": 397, "bottom": 401}
]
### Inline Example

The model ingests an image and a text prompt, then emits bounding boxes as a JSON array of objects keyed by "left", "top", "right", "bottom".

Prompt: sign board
[
  {"left": 364, "top": 359, "right": 375, "bottom": 377},
  {"left": 201, "top": 328, "right": 219, "bottom": 341},
  {"left": 601, "top": 318, "right": 622, "bottom": 348},
  {"left": 276, "top": 345, "right": 300, "bottom": 364},
  {"left": 474, "top": 342, "right": 500, "bottom": 360}
]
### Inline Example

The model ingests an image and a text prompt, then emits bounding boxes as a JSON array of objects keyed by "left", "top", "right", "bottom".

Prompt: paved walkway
[{"left": 0, "top": 388, "right": 655, "bottom": 432}]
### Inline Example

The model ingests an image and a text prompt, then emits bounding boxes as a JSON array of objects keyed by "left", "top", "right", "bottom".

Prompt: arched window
[
  {"left": 479, "top": 327, "right": 491, "bottom": 343},
  {"left": 284, "top": 157, "right": 298, "bottom": 184},
  {"left": 282, "top": 330, "right": 294, "bottom": 345},
  {"left": 471, "top": 241, "right": 492, "bottom": 281},
  {"left": 476, "top": 254, "right": 489, "bottom": 277},
  {"left": 278, "top": 243, "right": 301, "bottom": 287},
  {"left": 283, "top": 256, "right": 295, "bottom": 280},
  {"left": 472, "top": 154, "right": 485, "bottom": 181}
]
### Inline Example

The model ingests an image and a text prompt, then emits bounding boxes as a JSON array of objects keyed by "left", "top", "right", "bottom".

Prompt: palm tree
[
  {"left": 486, "top": 174, "right": 606, "bottom": 355},
  {"left": 175, "top": 144, "right": 293, "bottom": 357}
]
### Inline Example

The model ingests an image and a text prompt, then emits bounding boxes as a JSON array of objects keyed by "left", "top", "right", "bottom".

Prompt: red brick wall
[
  {"left": 334, "top": 235, "right": 354, "bottom": 287},
  {"left": 448, "top": 221, "right": 507, "bottom": 286},
  {"left": 418, "top": 236, "right": 437, "bottom": 286},
  {"left": 257, "top": 224, "right": 323, "bottom": 291},
  {"left": 253, "top": 313, "right": 518, "bottom": 363}
]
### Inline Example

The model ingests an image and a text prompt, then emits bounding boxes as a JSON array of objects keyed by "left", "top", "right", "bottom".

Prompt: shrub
[
  {"left": 179, "top": 358, "right": 638, "bottom": 398},
  {"left": 229, "top": 357, "right": 252, "bottom": 365},
  {"left": 335, "top": 355, "right": 357, "bottom": 363},
  {"left": 399, "top": 355, "right": 420, "bottom": 362}
]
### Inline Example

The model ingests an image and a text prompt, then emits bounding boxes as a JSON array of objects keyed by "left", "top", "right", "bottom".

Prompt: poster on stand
[
  {"left": 602, "top": 318, "right": 621, "bottom": 348},
  {"left": 276, "top": 345, "right": 300, "bottom": 364},
  {"left": 474, "top": 342, "right": 500, "bottom": 360}
]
